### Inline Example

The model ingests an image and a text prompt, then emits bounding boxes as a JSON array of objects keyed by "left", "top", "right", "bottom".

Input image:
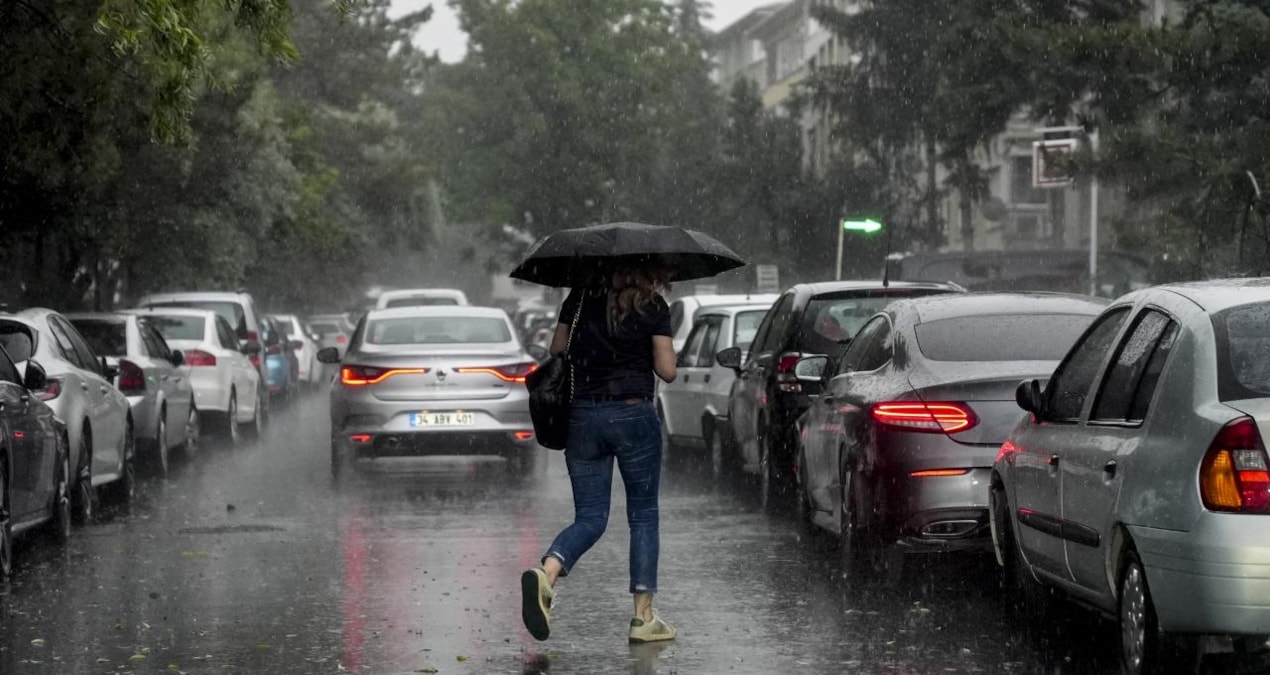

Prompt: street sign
[
  {"left": 755, "top": 264, "right": 780, "bottom": 293},
  {"left": 1033, "top": 138, "right": 1079, "bottom": 188},
  {"left": 841, "top": 218, "right": 883, "bottom": 233}
]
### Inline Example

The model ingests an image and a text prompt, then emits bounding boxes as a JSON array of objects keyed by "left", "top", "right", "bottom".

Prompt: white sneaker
[{"left": 628, "top": 609, "right": 676, "bottom": 643}]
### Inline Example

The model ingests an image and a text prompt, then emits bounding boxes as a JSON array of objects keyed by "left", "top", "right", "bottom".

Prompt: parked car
[
  {"left": 374, "top": 288, "right": 470, "bottom": 309},
  {"left": 259, "top": 316, "right": 296, "bottom": 405},
  {"left": 131, "top": 308, "right": 264, "bottom": 445},
  {"left": 307, "top": 313, "right": 356, "bottom": 358},
  {"left": 992, "top": 280, "right": 1270, "bottom": 674},
  {"left": 656, "top": 300, "right": 775, "bottom": 463},
  {"left": 136, "top": 291, "right": 269, "bottom": 387},
  {"left": 270, "top": 313, "right": 321, "bottom": 390},
  {"left": 666, "top": 293, "right": 779, "bottom": 353},
  {"left": 67, "top": 313, "right": 198, "bottom": 475},
  {"left": 717, "top": 281, "right": 961, "bottom": 497},
  {"left": 793, "top": 293, "right": 1106, "bottom": 583},
  {"left": 0, "top": 345, "right": 71, "bottom": 578},
  {"left": 319, "top": 306, "right": 540, "bottom": 478},
  {"left": 0, "top": 309, "right": 134, "bottom": 520}
]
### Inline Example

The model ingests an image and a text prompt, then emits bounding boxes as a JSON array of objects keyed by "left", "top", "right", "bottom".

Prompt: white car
[
  {"left": 130, "top": 308, "right": 264, "bottom": 445},
  {"left": 0, "top": 310, "right": 134, "bottom": 521},
  {"left": 657, "top": 302, "right": 774, "bottom": 459},
  {"left": 666, "top": 293, "right": 779, "bottom": 353},
  {"left": 375, "top": 288, "right": 470, "bottom": 309},
  {"left": 67, "top": 313, "right": 198, "bottom": 475},
  {"left": 269, "top": 314, "right": 321, "bottom": 388}
]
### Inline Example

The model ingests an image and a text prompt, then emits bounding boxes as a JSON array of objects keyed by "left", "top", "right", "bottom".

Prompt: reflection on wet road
[{"left": 0, "top": 395, "right": 1231, "bottom": 674}]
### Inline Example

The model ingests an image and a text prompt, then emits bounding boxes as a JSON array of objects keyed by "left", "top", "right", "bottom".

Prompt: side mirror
[
  {"left": 715, "top": 346, "right": 743, "bottom": 371},
  {"left": 243, "top": 341, "right": 263, "bottom": 356},
  {"left": 1015, "top": 379, "right": 1045, "bottom": 417},
  {"left": 100, "top": 356, "right": 119, "bottom": 380},
  {"left": 169, "top": 350, "right": 184, "bottom": 367},
  {"left": 22, "top": 359, "right": 47, "bottom": 391},
  {"left": 316, "top": 347, "right": 341, "bottom": 364},
  {"left": 289, "top": 339, "right": 304, "bottom": 351},
  {"left": 794, "top": 355, "right": 830, "bottom": 383},
  {"left": 526, "top": 344, "right": 549, "bottom": 362}
]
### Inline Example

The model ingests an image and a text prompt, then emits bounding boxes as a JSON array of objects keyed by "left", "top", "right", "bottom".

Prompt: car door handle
[
  {"left": 703, "top": 374, "right": 711, "bottom": 383},
  {"left": 81, "top": 382, "right": 90, "bottom": 392},
  {"left": 1103, "top": 460, "right": 1118, "bottom": 478},
  {"left": 683, "top": 374, "right": 690, "bottom": 383},
  {"left": 100, "top": 385, "right": 109, "bottom": 395}
]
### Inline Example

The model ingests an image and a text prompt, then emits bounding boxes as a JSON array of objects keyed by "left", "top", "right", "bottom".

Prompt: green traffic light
[{"left": 842, "top": 218, "right": 883, "bottom": 234}]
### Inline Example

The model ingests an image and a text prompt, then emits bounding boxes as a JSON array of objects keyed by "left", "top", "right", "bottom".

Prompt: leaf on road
[
  {"left": 130, "top": 653, "right": 147, "bottom": 662},
  {"left": 416, "top": 668, "right": 439, "bottom": 674},
  {"left": 30, "top": 639, "right": 45, "bottom": 647},
  {"left": 457, "top": 655, "right": 468, "bottom": 662}
]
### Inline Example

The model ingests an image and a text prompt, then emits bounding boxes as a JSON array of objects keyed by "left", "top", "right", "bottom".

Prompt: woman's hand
[
  {"left": 549, "top": 323, "right": 570, "bottom": 356},
  {"left": 652, "top": 335, "right": 677, "bottom": 383}
]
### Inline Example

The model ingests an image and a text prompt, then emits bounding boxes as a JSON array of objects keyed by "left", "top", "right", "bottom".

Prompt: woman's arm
[
  {"left": 549, "top": 323, "right": 570, "bottom": 357},
  {"left": 652, "top": 335, "right": 677, "bottom": 383}
]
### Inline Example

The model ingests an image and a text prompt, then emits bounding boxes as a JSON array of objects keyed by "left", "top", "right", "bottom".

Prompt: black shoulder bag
[{"left": 525, "top": 294, "right": 585, "bottom": 450}]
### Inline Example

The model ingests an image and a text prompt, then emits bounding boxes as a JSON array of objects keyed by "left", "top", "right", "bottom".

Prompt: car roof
[
  {"left": 141, "top": 291, "right": 252, "bottom": 302},
  {"left": 0, "top": 312, "right": 38, "bottom": 329},
  {"left": 674, "top": 293, "right": 779, "bottom": 305},
  {"left": 365, "top": 306, "right": 509, "bottom": 321},
  {"left": 795, "top": 280, "right": 960, "bottom": 297},
  {"left": 64, "top": 312, "right": 132, "bottom": 324},
  {"left": 379, "top": 288, "right": 467, "bottom": 298},
  {"left": 695, "top": 303, "right": 777, "bottom": 317},
  {"left": 125, "top": 307, "right": 219, "bottom": 319},
  {"left": 895, "top": 292, "right": 1110, "bottom": 324},
  {"left": 1140, "top": 279, "right": 1270, "bottom": 314}
]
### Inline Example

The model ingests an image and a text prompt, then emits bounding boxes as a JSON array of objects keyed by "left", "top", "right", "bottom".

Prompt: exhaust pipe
[{"left": 920, "top": 520, "right": 980, "bottom": 538}]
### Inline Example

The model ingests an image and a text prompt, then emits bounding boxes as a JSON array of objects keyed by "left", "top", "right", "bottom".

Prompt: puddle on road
[{"left": 177, "top": 524, "right": 287, "bottom": 535}]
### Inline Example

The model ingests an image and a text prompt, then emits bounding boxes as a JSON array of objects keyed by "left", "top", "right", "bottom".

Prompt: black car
[
  {"left": 716, "top": 281, "right": 961, "bottom": 497},
  {"left": 0, "top": 346, "right": 71, "bottom": 577},
  {"left": 792, "top": 293, "right": 1106, "bottom": 583}
]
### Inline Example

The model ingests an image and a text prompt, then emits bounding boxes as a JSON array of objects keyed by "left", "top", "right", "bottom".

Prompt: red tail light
[
  {"left": 776, "top": 352, "right": 804, "bottom": 393},
  {"left": 872, "top": 402, "right": 978, "bottom": 434},
  {"left": 118, "top": 360, "right": 146, "bottom": 395},
  {"left": 456, "top": 362, "right": 539, "bottom": 383},
  {"left": 336, "top": 335, "right": 347, "bottom": 344},
  {"left": 776, "top": 353, "right": 802, "bottom": 373},
  {"left": 247, "top": 331, "right": 259, "bottom": 343},
  {"left": 514, "top": 431, "right": 535, "bottom": 440},
  {"left": 266, "top": 344, "right": 281, "bottom": 355},
  {"left": 250, "top": 354, "right": 262, "bottom": 368},
  {"left": 1200, "top": 417, "right": 1270, "bottom": 513},
  {"left": 341, "top": 366, "right": 428, "bottom": 386},
  {"left": 184, "top": 349, "right": 217, "bottom": 367},
  {"left": 38, "top": 378, "right": 62, "bottom": 401}
]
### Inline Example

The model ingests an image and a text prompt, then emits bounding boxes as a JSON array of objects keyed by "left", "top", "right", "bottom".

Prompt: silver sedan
[
  {"left": 319, "top": 306, "right": 544, "bottom": 477},
  {"left": 992, "top": 279, "right": 1270, "bottom": 674}
]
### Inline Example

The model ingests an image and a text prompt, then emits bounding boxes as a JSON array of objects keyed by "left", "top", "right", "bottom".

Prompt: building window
[{"left": 1010, "top": 155, "right": 1047, "bottom": 206}]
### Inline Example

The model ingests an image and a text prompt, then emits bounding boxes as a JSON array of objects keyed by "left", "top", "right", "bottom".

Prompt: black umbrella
[{"left": 510, "top": 222, "right": 746, "bottom": 287}]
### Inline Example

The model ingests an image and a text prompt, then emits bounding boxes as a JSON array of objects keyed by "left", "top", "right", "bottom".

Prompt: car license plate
[{"left": 410, "top": 411, "right": 476, "bottom": 427}]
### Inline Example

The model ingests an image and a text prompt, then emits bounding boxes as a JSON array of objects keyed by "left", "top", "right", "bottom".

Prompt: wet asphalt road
[{"left": 0, "top": 393, "right": 1258, "bottom": 674}]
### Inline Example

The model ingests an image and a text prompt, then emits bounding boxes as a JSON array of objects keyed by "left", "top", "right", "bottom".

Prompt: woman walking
[{"left": 520, "top": 263, "right": 679, "bottom": 643}]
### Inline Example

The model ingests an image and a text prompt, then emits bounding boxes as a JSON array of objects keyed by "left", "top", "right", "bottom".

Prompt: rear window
[
  {"left": 0, "top": 322, "right": 36, "bottom": 363},
  {"left": 914, "top": 314, "right": 1096, "bottom": 362},
  {"left": 148, "top": 315, "right": 206, "bottom": 341},
  {"left": 70, "top": 320, "right": 128, "bottom": 357},
  {"left": 270, "top": 317, "right": 294, "bottom": 336},
  {"left": 147, "top": 301, "right": 246, "bottom": 338},
  {"left": 1216, "top": 302, "right": 1270, "bottom": 400},
  {"left": 385, "top": 297, "right": 459, "bottom": 308},
  {"left": 795, "top": 294, "right": 925, "bottom": 357},
  {"left": 310, "top": 322, "right": 342, "bottom": 335},
  {"left": 366, "top": 317, "right": 511, "bottom": 345},
  {"left": 734, "top": 310, "right": 766, "bottom": 352}
]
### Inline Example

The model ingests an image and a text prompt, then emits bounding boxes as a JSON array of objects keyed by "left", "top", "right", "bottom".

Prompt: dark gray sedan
[{"left": 794, "top": 292, "right": 1107, "bottom": 584}]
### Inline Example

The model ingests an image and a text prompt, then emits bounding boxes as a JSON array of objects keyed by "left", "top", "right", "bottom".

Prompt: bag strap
[{"left": 565, "top": 292, "right": 585, "bottom": 402}]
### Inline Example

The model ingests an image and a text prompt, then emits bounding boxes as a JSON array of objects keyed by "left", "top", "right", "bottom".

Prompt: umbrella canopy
[{"left": 510, "top": 222, "right": 746, "bottom": 287}]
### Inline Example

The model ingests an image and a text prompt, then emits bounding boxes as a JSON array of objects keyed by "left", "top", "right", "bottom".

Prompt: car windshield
[
  {"left": 1217, "top": 302, "right": 1270, "bottom": 399},
  {"left": 147, "top": 301, "right": 246, "bottom": 338},
  {"left": 366, "top": 316, "right": 511, "bottom": 345},
  {"left": 147, "top": 315, "right": 205, "bottom": 341},
  {"left": 0, "top": 322, "right": 36, "bottom": 363},
  {"left": 69, "top": 319, "right": 128, "bottom": 357},
  {"left": 796, "top": 295, "right": 908, "bottom": 357},
  {"left": 734, "top": 310, "right": 766, "bottom": 352},
  {"left": 914, "top": 314, "right": 1097, "bottom": 362},
  {"left": 386, "top": 297, "right": 459, "bottom": 308}
]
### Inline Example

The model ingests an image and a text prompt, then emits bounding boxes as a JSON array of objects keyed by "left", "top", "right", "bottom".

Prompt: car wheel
[
  {"left": 243, "top": 387, "right": 265, "bottom": 441},
  {"left": 49, "top": 444, "right": 72, "bottom": 543},
  {"left": 795, "top": 446, "right": 815, "bottom": 529},
  {"left": 153, "top": 414, "right": 169, "bottom": 477},
  {"left": 72, "top": 430, "right": 96, "bottom": 526},
  {"left": 183, "top": 403, "right": 199, "bottom": 457},
  {"left": 991, "top": 480, "right": 1052, "bottom": 613},
  {"left": 1, "top": 460, "right": 12, "bottom": 578},
  {"left": 838, "top": 471, "right": 872, "bottom": 584},
  {"left": 221, "top": 393, "right": 241, "bottom": 447},
  {"left": 330, "top": 434, "right": 354, "bottom": 481},
  {"left": 1118, "top": 549, "right": 1199, "bottom": 675},
  {"left": 703, "top": 419, "right": 726, "bottom": 478},
  {"left": 105, "top": 421, "right": 136, "bottom": 507}
]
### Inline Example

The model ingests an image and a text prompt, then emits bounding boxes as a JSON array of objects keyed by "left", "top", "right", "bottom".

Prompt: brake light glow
[
  {"left": 872, "top": 402, "right": 978, "bottom": 434},
  {"left": 38, "top": 378, "right": 62, "bottom": 401},
  {"left": 776, "top": 353, "right": 802, "bottom": 373},
  {"left": 456, "top": 362, "right": 539, "bottom": 383},
  {"left": 117, "top": 360, "right": 146, "bottom": 395},
  {"left": 1200, "top": 417, "right": 1270, "bottom": 513},
  {"left": 341, "top": 366, "right": 428, "bottom": 386},
  {"left": 336, "top": 335, "right": 347, "bottom": 344},
  {"left": 910, "top": 468, "right": 971, "bottom": 478},
  {"left": 184, "top": 349, "right": 217, "bottom": 367},
  {"left": 247, "top": 331, "right": 259, "bottom": 343},
  {"left": 514, "top": 431, "right": 535, "bottom": 440},
  {"left": 776, "top": 352, "right": 804, "bottom": 393},
  {"left": 349, "top": 434, "right": 372, "bottom": 443}
]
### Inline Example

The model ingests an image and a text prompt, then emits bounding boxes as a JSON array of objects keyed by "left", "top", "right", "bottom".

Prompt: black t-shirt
[{"left": 559, "top": 288, "right": 673, "bottom": 400}]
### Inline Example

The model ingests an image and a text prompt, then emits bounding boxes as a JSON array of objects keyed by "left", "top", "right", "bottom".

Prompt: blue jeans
[{"left": 544, "top": 399, "right": 662, "bottom": 594}]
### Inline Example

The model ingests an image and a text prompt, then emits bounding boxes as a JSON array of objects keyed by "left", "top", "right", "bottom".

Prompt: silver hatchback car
[
  {"left": 992, "top": 280, "right": 1270, "bottom": 674},
  {"left": 320, "top": 306, "right": 543, "bottom": 477}
]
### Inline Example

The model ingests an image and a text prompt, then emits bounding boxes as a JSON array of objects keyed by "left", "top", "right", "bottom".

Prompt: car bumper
[
  {"left": 332, "top": 393, "right": 535, "bottom": 458},
  {"left": 188, "top": 369, "right": 231, "bottom": 414},
  {"left": 1131, "top": 515, "right": 1270, "bottom": 635},
  {"left": 127, "top": 394, "right": 160, "bottom": 442}
]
